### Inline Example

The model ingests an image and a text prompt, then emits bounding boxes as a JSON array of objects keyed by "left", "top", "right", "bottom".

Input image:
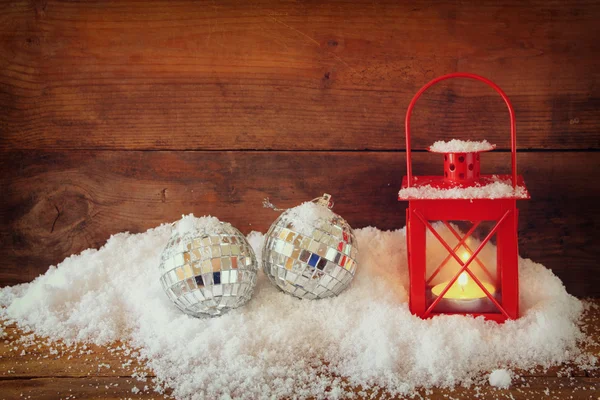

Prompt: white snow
[
  {"left": 398, "top": 175, "right": 528, "bottom": 200},
  {"left": 282, "top": 201, "right": 335, "bottom": 236},
  {"left": 429, "top": 139, "right": 495, "bottom": 153},
  {"left": 488, "top": 369, "right": 512, "bottom": 389},
  {"left": 175, "top": 214, "right": 222, "bottom": 236},
  {"left": 0, "top": 215, "right": 594, "bottom": 399}
]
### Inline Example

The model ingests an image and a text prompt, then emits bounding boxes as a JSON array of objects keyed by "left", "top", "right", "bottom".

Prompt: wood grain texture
[
  {"left": 1, "top": 150, "right": 598, "bottom": 297},
  {"left": 0, "top": 0, "right": 599, "bottom": 151},
  {"left": 1, "top": 300, "right": 599, "bottom": 399}
]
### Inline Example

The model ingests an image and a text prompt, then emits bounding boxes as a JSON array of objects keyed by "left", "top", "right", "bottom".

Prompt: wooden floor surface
[{"left": 0, "top": 300, "right": 598, "bottom": 400}]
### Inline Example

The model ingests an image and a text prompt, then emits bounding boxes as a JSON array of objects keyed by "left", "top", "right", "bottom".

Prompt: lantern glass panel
[{"left": 425, "top": 221, "right": 501, "bottom": 314}]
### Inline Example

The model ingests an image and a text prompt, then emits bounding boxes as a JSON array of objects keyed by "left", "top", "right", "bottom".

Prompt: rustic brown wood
[
  {"left": 1, "top": 300, "right": 599, "bottom": 399},
  {"left": 0, "top": 150, "right": 598, "bottom": 297},
  {"left": 1, "top": 376, "right": 598, "bottom": 400},
  {"left": 0, "top": 0, "right": 598, "bottom": 151}
]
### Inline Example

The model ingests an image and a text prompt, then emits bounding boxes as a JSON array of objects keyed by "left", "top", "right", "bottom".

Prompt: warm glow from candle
[{"left": 460, "top": 251, "right": 470, "bottom": 262}]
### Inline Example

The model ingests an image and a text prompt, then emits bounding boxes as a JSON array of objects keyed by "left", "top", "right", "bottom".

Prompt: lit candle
[{"left": 430, "top": 251, "right": 496, "bottom": 312}]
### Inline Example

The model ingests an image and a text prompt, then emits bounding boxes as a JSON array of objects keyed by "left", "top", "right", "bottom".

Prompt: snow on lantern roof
[
  {"left": 398, "top": 175, "right": 530, "bottom": 200},
  {"left": 428, "top": 139, "right": 496, "bottom": 153}
]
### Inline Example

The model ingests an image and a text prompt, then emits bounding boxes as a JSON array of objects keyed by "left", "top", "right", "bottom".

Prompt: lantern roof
[{"left": 398, "top": 174, "right": 530, "bottom": 200}]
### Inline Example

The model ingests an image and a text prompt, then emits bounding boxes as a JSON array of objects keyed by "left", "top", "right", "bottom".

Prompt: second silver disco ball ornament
[
  {"left": 159, "top": 216, "right": 258, "bottom": 317},
  {"left": 262, "top": 194, "right": 358, "bottom": 299}
]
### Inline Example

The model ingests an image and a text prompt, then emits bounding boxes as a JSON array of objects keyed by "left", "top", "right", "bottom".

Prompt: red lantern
[{"left": 398, "top": 73, "right": 530, "bottom": 322}]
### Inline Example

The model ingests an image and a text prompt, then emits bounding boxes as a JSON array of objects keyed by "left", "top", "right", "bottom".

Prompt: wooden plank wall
[{"left": 1, "top": 0, "right": 599, "bottom": 296}]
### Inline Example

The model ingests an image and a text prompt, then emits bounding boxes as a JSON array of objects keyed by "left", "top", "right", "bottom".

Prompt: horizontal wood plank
[
  {"left": 0, "top": 0, "right": 598, "bottom": 151},
  {"left": 0, "top": 377, "right": 160, "bottom": 399},
  {"left": 0, "top": 150, "right": 598, "bottom": 297},
  {"left": 1, "top": 375, "right": 598, "bottom": 400}
]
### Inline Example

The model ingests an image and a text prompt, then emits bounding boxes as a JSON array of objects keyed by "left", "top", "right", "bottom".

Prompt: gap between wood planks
[{"left": 1, "top": 148, "right": 598, "bottom": 153}]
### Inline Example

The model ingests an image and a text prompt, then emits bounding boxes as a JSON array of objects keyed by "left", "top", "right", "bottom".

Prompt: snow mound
[
  {"left": 0, "top": 216, "right": 593, "bottom": 399},
  {"left": 282, "top": 201, "right": 335, "bottom": 236}
]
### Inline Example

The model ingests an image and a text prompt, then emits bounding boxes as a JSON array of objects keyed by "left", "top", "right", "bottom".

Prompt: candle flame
[
  {"left": 460, "top": 251, "right": 470, "bottom": 262},
  {"left": 457, "top": 271, "right": 468, "bottom": 287}
]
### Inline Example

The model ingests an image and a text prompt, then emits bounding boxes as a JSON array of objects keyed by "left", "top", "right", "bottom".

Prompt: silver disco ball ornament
[
  {"left": 262, "top": 194, "right": 358, "bottom": 299},
  {"left": 159, "top": 216, "right": 258, "bottom": 317}
]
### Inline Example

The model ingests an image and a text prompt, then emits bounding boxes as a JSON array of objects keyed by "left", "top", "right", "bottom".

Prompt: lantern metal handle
[{"left": 404, "top": 73, "right": 517, "bottom": 188}]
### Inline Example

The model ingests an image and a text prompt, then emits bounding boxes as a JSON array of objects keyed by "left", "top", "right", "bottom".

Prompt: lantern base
[
  {"left": 426, "top": 289, "right": 502, "bottom": 314},
  {"left": 421, "top": 312, "right": 510, "bottom": 323}
]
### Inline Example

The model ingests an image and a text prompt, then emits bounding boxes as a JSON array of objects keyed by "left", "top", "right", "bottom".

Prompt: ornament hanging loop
[
  {"left": 263, "top": 193, "right": 334, "bottom": 211},
  {"left": 313, "top": 193, "right": 334, "bottom": 209}
]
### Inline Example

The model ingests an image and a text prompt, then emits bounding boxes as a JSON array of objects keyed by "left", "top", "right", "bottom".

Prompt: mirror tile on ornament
[
  {"left": 220, "top": 270, "right": 230, "bottom": 284},
  {"left": 182, "top": 264, "right": 192, "bottom": 278},
  {"left": 317, "top": 243, "right": 327, "bottom": 257},
  {"left": 193, "top": 290, "right": 205, "bottom": 301},
  {"left": 284, "top": 258, "right": 293, "bottom": 270},
  {"left": 320, "top": 275, "right": 333, "bottom": 286},
  {"left": 221, "top": 244, "right": 231, "bottom": 256},
  {"left": 210, "top": 258, "right": 220, "bottom": 272},
  {"left": 286, "top": 231, "right": 295, "bottom": 242},
  {"left": 313, "top": 230, "right": 323, "bottom": 241},
  {"left": 283, "top": 242, "right": 294, "bottom": 257},
  {"left": 191, "top": 262, "right": 202, "bottom": 275},
  {"left": 185, "top": 277, "right": 196, "bottom": 290},
  {"left": 202, "top": 273, "right": 213, "bottom": 286},
  {"left": 169, "top": 285, "right": 182, "bottom": 298},
  {"left": 213, "top": 284, "right": 223, "bottom": 297},
  {"left": 290, "top": 247, "right": 301, "bottom": 260},
  {"left": 293, "top": 235, "right": 302, "bottom": 246},
  {"left": 286, "top": 271, "right": 298, "bottom": 283},
  {"left": 299, "top": 250, "right": 310, "bottom": 263},
  {"left": 221, "top": 257, "right": 232, "bottom": 270},
  {"left": 210, "top": 245, "right": 221, "bottom": 258},
  {"left": 272, "top": 240, "right": 283, "bottom": 254},
  {"left": 317, "top": 258, "right": 327, "bottom": 271},
  {"left": 300, "top": 236, "right": 311, "bottom": 249},
  {"left": 173, "top": 253, "right": 184, "bottom": 268}
]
